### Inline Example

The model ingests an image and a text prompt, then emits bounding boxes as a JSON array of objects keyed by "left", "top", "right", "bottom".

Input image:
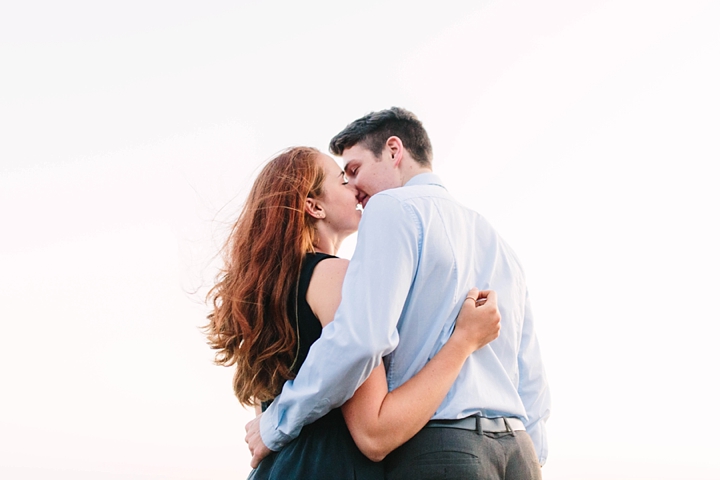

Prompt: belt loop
[
  {"left": 475, "top": 414, "right": 482, "bottom": 436},
  {"left": 503, "top": 417, "right": 516, "bottom": 436}
]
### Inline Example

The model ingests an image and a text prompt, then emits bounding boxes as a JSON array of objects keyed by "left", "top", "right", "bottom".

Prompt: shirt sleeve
[
  {"left": 517, "top": 291, "right": 551, "bottom": 465},
  {"left": 259, "top": 193, "right": 421, "bottom": 450}
]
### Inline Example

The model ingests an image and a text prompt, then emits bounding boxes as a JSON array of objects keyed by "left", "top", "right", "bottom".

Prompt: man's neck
[{"left": 401, "top": 166, "right": 433, "bottom": 186}]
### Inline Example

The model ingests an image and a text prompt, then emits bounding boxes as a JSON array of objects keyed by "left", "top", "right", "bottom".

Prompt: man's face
[{"left": 342, "top": 143, "right": 402, "bottom": 208}]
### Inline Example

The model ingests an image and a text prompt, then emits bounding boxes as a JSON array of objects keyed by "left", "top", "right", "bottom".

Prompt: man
[{"left": 246, "top": 107, "right": 550, "bottom": 478}]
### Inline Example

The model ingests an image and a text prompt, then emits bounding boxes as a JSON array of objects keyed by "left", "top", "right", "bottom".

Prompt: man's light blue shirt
[{"left": 259, "top": 173, "right": 551, "bottom": 464}]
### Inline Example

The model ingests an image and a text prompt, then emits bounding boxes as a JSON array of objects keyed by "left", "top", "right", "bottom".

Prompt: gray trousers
[{"left": 385, "top": 426, "right": 542, "bottom": 480}]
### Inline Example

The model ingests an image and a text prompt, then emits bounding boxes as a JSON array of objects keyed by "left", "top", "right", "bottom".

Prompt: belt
[{"left": 426, "top": 416, "right": 525, "bottom": 433}]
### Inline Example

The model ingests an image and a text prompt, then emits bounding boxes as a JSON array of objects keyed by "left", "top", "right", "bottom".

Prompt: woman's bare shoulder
[
  {"left": 306, "top": 257, "right": 349, "bottom": 327},
  {"left": 312, "top": 256, "right": 349, "bottom": 280}
]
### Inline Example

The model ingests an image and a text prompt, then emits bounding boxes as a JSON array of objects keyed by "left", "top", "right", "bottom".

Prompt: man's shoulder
[
  {"left": 361, "top": 188, "right": 434, "bottom": 224},
  {"left": 363, "top": 188, "right": 408, "bottom": 213},
  {"left": 372, "top": 182, "right": 450, "bottom": 205}
]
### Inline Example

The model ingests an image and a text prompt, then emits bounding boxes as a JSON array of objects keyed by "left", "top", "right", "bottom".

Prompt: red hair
[{"left": 205, "top": 147, "right": 325, "bottom": 406}]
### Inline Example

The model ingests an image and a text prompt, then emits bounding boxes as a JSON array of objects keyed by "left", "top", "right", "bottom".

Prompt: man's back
[{"left": 358, "top": 172, "right": 549, "bottom": 463}]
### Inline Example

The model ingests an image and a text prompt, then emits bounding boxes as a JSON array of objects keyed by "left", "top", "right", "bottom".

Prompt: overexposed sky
[{"left": 1, "top": 1, "right": 718, "bottom": 479}]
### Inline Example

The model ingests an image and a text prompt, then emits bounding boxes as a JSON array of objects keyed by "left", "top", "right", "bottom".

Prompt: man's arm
[
  {"left": 517, "top": 291, "right": 551, "bottom": 465},
  {"left": 253, "top": 194, "right": 420, "bottom": 460}
]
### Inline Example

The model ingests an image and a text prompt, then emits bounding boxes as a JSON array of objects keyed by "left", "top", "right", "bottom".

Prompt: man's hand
[{"left": 245, "top": 413, "right": 272, "bottom": 469}]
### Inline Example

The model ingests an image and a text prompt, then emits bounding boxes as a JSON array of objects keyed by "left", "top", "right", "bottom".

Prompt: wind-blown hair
[
  {"left": 205, "top": 147, "right": 325, "bottom": 406},
  {"left": 329, "top": 107, "right": 433, "bottom": 167}
]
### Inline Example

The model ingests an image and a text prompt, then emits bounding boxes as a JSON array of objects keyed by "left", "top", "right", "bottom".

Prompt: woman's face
[{"left": 316, "top": 154, "right": 362, "bottom": 237}]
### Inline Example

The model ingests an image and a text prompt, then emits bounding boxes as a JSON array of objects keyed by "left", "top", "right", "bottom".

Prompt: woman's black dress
[{"left": 248, "top": 253, "right": 383, "bottom": 480}]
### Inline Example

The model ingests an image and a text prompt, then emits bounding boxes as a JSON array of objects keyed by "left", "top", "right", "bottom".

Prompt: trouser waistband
[{"left": 425, "top": 416, "right": 525, "bottom": 433}]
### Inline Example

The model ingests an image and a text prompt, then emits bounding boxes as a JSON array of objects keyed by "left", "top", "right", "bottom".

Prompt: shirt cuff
[{"left": 259, "top": 407, "right": 291, "bottom": 452}]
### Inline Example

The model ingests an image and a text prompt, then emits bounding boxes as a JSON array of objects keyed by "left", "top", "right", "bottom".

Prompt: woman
[{"left": 205, "top": 147, "right": 500, "bottom": 479}]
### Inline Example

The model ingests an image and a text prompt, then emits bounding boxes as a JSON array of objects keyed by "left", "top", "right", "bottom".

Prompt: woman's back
[{"left": 249, "top": 253, "right": 383, "bottom": 480}]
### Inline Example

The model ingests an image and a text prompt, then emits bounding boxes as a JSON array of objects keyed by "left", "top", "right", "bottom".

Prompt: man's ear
[
  {"left": 305, "top": 197, "right": 325, "bottom": 219},
  {"left": 386, "top": 136, "right": 403, "bottom": 166}
]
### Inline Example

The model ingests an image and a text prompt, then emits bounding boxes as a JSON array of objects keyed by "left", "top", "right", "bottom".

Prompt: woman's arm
[
  {"left": 341, "top": 289, "right": 499, "bottom": 461},
  {"left": 307, "top": 258, "right": 501, "bottom": 462}
]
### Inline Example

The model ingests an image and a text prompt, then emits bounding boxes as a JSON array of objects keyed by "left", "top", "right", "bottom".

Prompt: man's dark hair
[{"left": 329, "top": 107, "right": 433, "bottom": 167}]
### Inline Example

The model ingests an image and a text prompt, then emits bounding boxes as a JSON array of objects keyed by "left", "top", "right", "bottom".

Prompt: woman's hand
[{"left": 450, "top": 288, "right": 501, "bottom": 355}]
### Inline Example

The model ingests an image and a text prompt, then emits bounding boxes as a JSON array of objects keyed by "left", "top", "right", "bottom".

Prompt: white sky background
[{"left": 1, "top": 0, "right": 718, "bottom": 478}]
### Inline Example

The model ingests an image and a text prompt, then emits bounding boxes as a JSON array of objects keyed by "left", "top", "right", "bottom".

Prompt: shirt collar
[{"left": 404, "top": 172, "right": 446, "bottom": 190}]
